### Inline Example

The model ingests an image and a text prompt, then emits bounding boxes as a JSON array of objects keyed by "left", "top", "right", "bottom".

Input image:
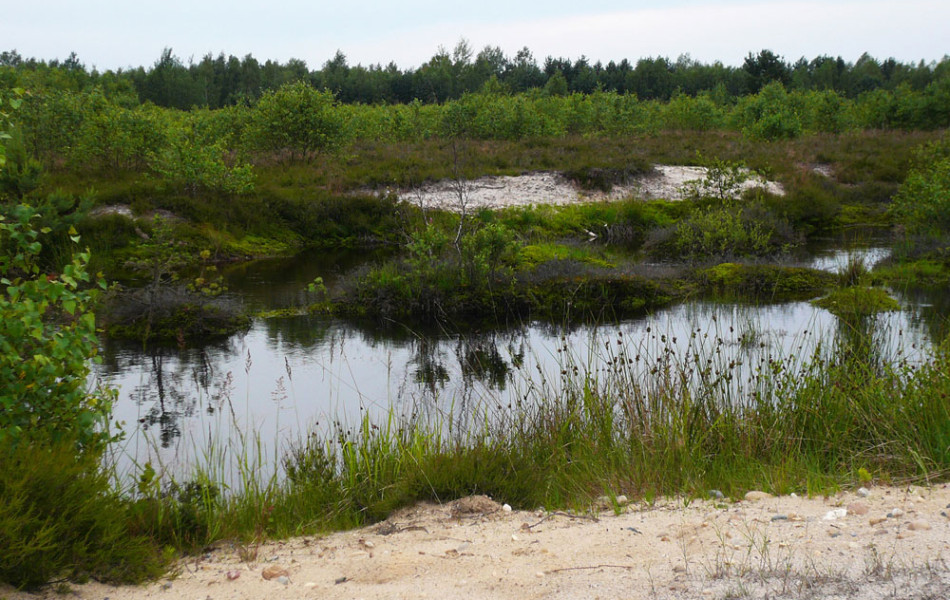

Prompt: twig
[
  {"left": 527, "top": 511, "right": 599, "bottom": 529},
  {"left": 546, "top": 564, "right": 636, "bottom": 574}
]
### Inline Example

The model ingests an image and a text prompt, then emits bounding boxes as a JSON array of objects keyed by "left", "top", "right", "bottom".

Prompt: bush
[
  {"left": 150, "top": 128, "right": 254, "bottom": 196},
  {"left": 0, "top": 438, "right": 167, "bottom": 590},
  {"left": 648, "top": 206, "right": 793, "bottom": 261},
  {"left": 892, "top": 137, "right": 950, "bottom": 237},
  {"left": 244, "top": 82, "right": 346, "bottom": 162},
  {"left": 0, "top": 206, "right": 112, "bottom": 448},
  {"left": 733, "top": 82, "right": 803, "bottom": 140}
]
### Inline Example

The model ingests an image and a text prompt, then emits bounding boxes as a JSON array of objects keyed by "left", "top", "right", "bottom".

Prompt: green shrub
[
  {"left": 0, "top": 206, "right": 112, "bottom": 448},
  {"left": 244, "top": 82, "right": 346, "bottom": 162},
  {"left": 892, "top": 137, "right": 950, "bottom": 236},
  {"left": 733, "top": 82, "right": 803, "bottom": 140},
  {"left": 150, "top": 126, "right": 254, "bottom": 196},
  {"left": 649, "top": 206, "right": 793, "bottom": 261},
  {"left": 0, "top": 438, "right": 167, "bottom": 590}
]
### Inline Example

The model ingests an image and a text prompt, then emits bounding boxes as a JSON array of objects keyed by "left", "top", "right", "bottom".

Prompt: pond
[{"left": 95, "top": 241, "right": 948, "bottom": 483}]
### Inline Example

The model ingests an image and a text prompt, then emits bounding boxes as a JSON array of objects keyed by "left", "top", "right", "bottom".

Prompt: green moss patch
[
  {"left": 699, "top": 262, "right": 834, "bottom": 300},
  {"left": 812, "top": 286, "right": 900, "bottom": 317}
]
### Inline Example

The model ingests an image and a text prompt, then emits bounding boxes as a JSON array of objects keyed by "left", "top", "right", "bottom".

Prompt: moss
[
  {"left": 873, "top": 259, "right": 950, "bottom": 287},
  {"left": 222, "top": 234, "right": 301, "bottom": 258},
  {"left": 524, "top": 274, "right": 676, "bottom": 320},
  {"left": 519, "top": 244, "right": 614, "bottom": 269},
  {"left": 104, "top": 304, "right": 251, "bottom": 343},
  {"left": 812, "top": 286, "right": 900, "bottom": 317},
  {"left": 699, "top": 263, "right": 834, "bottom": 300},
  {"left": 256, "top": 303, "right": 332, "bottom": 319}
]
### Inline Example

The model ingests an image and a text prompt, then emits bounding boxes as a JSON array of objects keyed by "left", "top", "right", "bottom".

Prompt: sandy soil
[
  {"left": 7, "top": 485, "right": 949, "bottom": 600},
  {"left": 394, "top": 166, "right": 785, "bottom": 212}
]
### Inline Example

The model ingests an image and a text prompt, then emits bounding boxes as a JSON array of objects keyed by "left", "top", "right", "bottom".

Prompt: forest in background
[{"left": 2, "top": 43, "right": 948, "bottom": 110}]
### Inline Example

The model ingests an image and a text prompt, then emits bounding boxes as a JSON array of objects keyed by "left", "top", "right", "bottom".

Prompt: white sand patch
[
  {"left": 395, "top": 166, "right": 785, "bottom": 213},
  {"left": 11, "top": 485, "right": 947, "bottom": 600}
]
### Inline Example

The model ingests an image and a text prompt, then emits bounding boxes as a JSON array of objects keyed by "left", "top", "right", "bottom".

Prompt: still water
[{"left": 95, "top": 244, "right": 947, "bottom": 481}]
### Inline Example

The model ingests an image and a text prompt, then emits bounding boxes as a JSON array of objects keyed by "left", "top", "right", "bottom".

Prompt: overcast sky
[{"left": 3, "top": 0, "right": 948, "bottom": 71}]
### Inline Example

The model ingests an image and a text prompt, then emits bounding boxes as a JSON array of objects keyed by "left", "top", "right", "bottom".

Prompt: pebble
[
  {"left": 304, "top": 582, "right": 317, "bottom": 588},
  {"left": 226, "top": 570, "right": 241, "bottom": 581},
  {"left": 276, "top": 576, "right": 290, "bottom": 585},
  {"left": 744, "top": 491, "right": 772, "bottom": 501},
  {"left": 262, "top": 565, "right": 289, "bottom": 580},
  {"left": 161, "top": 582, "right": 172, "bottom": 590},
  {"left": 502, "top": 503, "right": 512, "bottom": 512},
  {"left": 847, "top": 502, "right": 870, "bottom": 516},
  {"left": 823, "top": 508, "right": 848, "bottom": 521},
  {"left": 887, "top": 508, "right": 904, "bottom": 518},
  {"left": 908, "top": 520, "right": 932, "bottom": 531},
  {"left": 708, "top": 490, "right": 725, "bottom": 500},
  {"left": 857, "top": 487, "right": 871, "bottom": 498},
  {"left": 616, "top": 495, "right": 629, "bottom": 506},
  {"left": 771, "top": 515, "right": 788, "bottom": 522},
  {"left": 870, "top": 516, "right": 887, "bottom": 525}
]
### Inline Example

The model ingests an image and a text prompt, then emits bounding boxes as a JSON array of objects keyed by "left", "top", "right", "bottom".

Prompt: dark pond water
[{"left": 95, "top": 241, "right": 948, "bottom": 482}]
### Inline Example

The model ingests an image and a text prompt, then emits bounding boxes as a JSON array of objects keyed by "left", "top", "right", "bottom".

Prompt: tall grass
[{"left": 120, "top": 317, "right": 950, "bottom": 552}]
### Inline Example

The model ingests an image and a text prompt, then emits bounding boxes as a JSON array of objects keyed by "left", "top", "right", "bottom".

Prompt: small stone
[
  {"left": 161, "top": 582, "right": 173, "bottom": 590},
  {"left": 615, "top": 495, "right": 629, "bottom": 506},
  {"left": 908, "top": 520, "right": 931, "bottom": 531},
  {"left": 511, "top": 534, "right": 520, "bottom": 541},
  {"left": 672, "top": 565, "right": 687, "bottom": 573},
  {"left": 744, "top": 491, "right": 772, "bottom": 502},
  {"left": 708, "top": 490, "right": 725, "bottom": 500},
  {"left": 502, "top": 503, "right": 512, "bottom": 512},
  {"left": 334, "top": 576, "right": 348, "bottom": 585},
  {"left": 857, "top": 487, "right": 871, "bottom": 498},
  {"left": 262, "top": 565, "right": 289, "bottom": 580},
  {"left": 226, "top": 570, "right": 241, "bottom": 581},
  {"left": 790, "top": 492, "right": 798, "bottom": 499},
  {"left": 828, "top": 531, "right": 842, "bottom": 538},
  {"left": 304, "top": 582, "right": 317, "bottom": 588},
  {"left": 870, "top": 517, "right": 886, "bottom": 525},
  {"left": 847, "top": 502, "right": 870, "bottom": 516},
  {"left": 887, "top": 508, "right": 904, "bottom": 518},
  {"left": 771, "top": 515, "right": 788, "bottom": 522},
  {"left": 823, "top": 508, "right": 848, "bottom": 521},
  {"left": 276, "top": 576, "right": 290, "bottom": 585}
]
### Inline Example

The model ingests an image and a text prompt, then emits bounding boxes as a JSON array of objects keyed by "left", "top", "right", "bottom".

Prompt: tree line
[{"left": 1, "top": 43, "right": 948, "bottom": 110}]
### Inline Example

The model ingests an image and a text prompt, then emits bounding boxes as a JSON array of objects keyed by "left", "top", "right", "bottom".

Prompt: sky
[{"left": 3, "top": 0, "right": 948, "bottom": 71}]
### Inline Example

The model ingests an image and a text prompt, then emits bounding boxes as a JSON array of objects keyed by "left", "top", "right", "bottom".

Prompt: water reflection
[
  {"left": 97, "top": 295, "right": 942, "bottom": 482},
  {"left": 96, "top": 243, "right": 947, "bottom": 481}
]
